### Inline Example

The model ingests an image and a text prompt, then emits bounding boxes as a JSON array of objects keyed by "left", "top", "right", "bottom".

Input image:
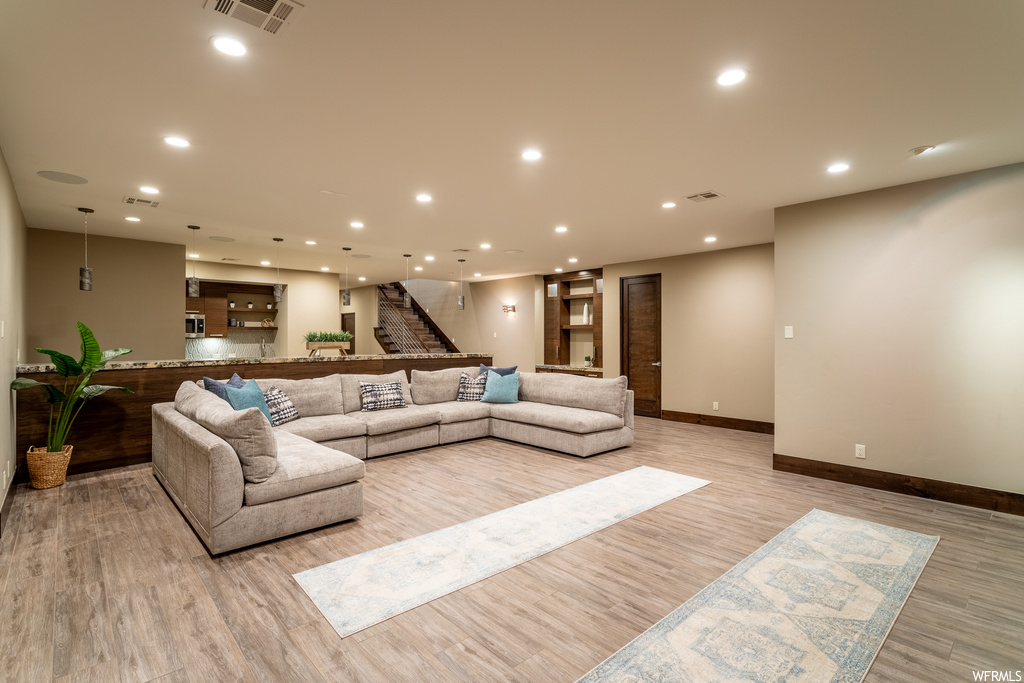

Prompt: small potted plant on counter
[
  {"left": 304, "top": 330, "right": 353, "bottom": 356},
  {"left": 584, "top": 355, "right": 592, "bottom": 368},
  {"left": 10, "top": 322, "right": 133, "bottom": 488}
]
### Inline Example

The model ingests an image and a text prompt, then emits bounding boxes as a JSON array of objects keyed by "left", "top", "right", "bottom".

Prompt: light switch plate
[{"left": 784, "top": 326, "right": 794, "bottom": 339}]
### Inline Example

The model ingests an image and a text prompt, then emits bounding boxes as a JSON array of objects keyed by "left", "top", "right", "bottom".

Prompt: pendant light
[
  {"left": 342, "top": 247, "right": 352, "bottom": 306},
  {"left": 457, "top": 258, "right": 466, "bottom": 310},
  {"left": 186, "top": 225, "right": 201, "bottom": 297},
  {"left": 273, "top": 237, "right": 284, "bottom": 302},
  {"left": 78, "top": 207, "right": 94, "bottom": 291},
  {"left": 403, "top": 253, "right": 412, "bottom": 307}
]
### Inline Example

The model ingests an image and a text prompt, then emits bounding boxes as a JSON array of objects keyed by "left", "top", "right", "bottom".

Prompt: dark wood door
[
  {"left": 342, "top": 312, "right": 355, "bottom": 354},
  {"left": 621, "top": 274, "right": 661, "bottom": 418}
]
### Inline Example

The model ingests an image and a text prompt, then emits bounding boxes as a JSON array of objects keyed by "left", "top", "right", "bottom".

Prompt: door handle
[{"left": 652, "top": 361, "right": 662, "bottom": 367}]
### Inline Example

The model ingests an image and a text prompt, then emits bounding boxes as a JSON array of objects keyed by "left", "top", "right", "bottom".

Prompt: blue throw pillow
[
  {"left": 480, "top": 363, "right": 518, "bottom": 377},
  {"left": 224, "top": 379, "right": 273, "bottom": 424},
  {"left": 481, "top": 371, "right": 520, "bottom": 404},
  {"left": 203, "top": 373, "right": 245, "bottom": 400}
]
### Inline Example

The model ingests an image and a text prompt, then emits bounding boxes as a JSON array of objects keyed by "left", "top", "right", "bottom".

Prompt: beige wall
[
  {"left": 194, "top": 262, "right": 340, "bottom": 357},
  {"left": 603, "top": 244, "right": 775, "bottom": 422},
  {"left": 341, "top": 284, "right": 380, "bottom": 355},
  {"left": 26, "top": 229, "right": 183, "bottom": 362},
  {"left": 404, "top": 279, "right": 483, "bottom": 352},
  {"left": 775, "top": 162, "right": 1024, "bottom": 494},
  {"left": 468, "top": 275, "right": 541, "bottom": 371},
  {"left": 1, "top": 147, "right": 27, "bottom": 502}
]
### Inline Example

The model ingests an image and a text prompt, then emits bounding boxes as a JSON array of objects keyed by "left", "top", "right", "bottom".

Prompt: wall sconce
[{"left": 503, "top": 304, "right": 516, "bottom": 317}]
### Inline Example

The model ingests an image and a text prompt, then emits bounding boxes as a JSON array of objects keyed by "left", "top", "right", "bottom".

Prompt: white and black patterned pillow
[
  {"left": 263, "top": 386, "right": 300, "bottom": 426},
  {"left": 359, "top": 381, "right": 407, "bottom": 411},
  {"left": 457, "top": 372, "right": 487, "bottom": 402}
]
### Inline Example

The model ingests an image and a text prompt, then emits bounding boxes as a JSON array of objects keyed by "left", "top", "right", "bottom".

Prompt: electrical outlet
[
  {"left": 855, "top": 444, "right": 866, "bottom": 459},
  {"left": 713, "top": 401, "right": 719, "bottom": 411}
]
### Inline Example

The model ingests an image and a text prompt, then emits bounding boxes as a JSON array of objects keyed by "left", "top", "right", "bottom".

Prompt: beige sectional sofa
[{"left": 151, "top": 366, "right": 633, "bottom": 554}]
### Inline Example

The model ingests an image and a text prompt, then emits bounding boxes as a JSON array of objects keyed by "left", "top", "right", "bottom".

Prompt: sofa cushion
[
  {"left": 348, "top": 405, "right": 440, "bottom": 436},
  {"left": 253, "top": 375, "right": 344, "bottom": 417},
  {"left": 274, "top": 414, "right": 367, "bottom": 442},
  {"left": 174, "top": 381, "right": 278, "bottom": 483},
  {"left": 457, "top": 372, "right": 487, "bottom": 402},
  {"left": 431, "top": 401, "right": 491, "bottom": 424},
  {"left": 519, "top": 373, "right": 628, "bottom": 416},
  {"left": 341, "top": 371, "right": 412, "bottom": 414},
  {"left": 264, "top": 386, "right": 300, "bottom": 426},
  {"left": 244, "top": 431, "right": 364, "bottom": 506},
  {"left": 488, "top": 401, "right": 624, "bottom": 434},
  {"left": 410, "top": 366, "right": 481, "bottom": 404},
  {"left": 203, "top": 373, "right": 245, "bottom": 400},
  {"left": 482, "top": 371, "right": 520, "bottom": 404},
  {"left": 225, "top": 379, "right": 273, "bottom": 424}
]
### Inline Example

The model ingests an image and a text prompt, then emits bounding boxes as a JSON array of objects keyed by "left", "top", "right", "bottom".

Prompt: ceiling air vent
[
  {"left": 686, "top": 191, "right": 723, "bottom": 203},
  {"left": 220, "top": 257, "right": 243, "bottom": 262},
  {"left": 122, "top": 196, "right": 160, "bottom": 208},
  {"left": 451, "top": 248, "right": 471, "bottom": 253},
  {"left": 205, "top": 0, "right": 305, "bottom": 35}
]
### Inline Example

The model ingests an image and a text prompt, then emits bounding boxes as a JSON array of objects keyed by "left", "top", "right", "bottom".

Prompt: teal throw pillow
[
  {"left": 225, "top": 379, "right": 273, "bottom": 424},
  {"left": 481, "top": 371, "right": 520, "bottom": 404}
]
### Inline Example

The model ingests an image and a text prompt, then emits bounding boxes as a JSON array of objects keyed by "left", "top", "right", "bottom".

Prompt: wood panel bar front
[{"left": 15, "top": 354, "right": 491, "bottom": 479}]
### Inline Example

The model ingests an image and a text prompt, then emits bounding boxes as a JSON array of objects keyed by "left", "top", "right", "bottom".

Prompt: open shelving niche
[{"left": 543, "top": 268, "right": 603, "bottom": 368}]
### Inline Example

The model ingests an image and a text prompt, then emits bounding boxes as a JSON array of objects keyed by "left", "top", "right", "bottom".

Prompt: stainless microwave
[{"left": 185, "top": 312, "right": 205, "bottom": 338}]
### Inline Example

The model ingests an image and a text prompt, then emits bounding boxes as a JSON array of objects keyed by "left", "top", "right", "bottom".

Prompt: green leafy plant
[
  {"left": 303, "top": 330, "right": 353, "bottom": 343},
  {"left": 10, "top": 322, "right": 133, "bottom": 452}
]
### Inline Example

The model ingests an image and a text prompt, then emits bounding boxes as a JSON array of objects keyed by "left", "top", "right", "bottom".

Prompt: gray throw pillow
[
  {"left": 359, "top": 381, "right": 407, "bottom": 411},
  {"left": 264, "top": 386, "right": 300, "bottom": 426},
  {"left": 202, "top": 373, "right": 245, "bottom": 400}
]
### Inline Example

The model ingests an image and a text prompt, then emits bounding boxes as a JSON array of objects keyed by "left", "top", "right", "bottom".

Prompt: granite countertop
[
  {"left": 536, "top": 364, "right": 604, "bottom": 372},
  {"left": 17, "top": 353, "right": 492, "bottom": 374}
]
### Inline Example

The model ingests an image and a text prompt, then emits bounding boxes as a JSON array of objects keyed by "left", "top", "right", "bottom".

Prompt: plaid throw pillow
[
  {"left": 360, "top": 381, "right": 407, "bottom": 411},
  {"left": 457, "top": 372, "right": 487, "bottom": 402},
  {"left": 263, "top": 386, "right": 300, "bottom": 426}
]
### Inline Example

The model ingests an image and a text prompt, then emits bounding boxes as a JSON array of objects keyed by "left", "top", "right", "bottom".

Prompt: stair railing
[
  {"left": 390, "top": 281, "right": 460, "bottom": 354},
  {"left": 377, "top": 287, "right": 431, "bottom": 353}
]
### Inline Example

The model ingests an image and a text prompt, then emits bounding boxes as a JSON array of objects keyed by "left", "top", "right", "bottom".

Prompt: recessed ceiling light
[
  {"left": 163, "top": 136, "right": 190, "bottom": 148},
  {"left": 350, "top": 221, "right": 364, "bottom": 228},
  {"left": 555, "top": 268, "right": 563, "bottom": 273},
  {"left": 425, "top": 255, "right": 435, "bottom": 261},
  {"left": 139, "top": 186, "right": 159, "bottom": 194},
  {"left": 555, "top": 226, "right": 568, "bottom": 233},
  {"left": 568, "top": 258, "right": 578, "bottom": 263},
  {"left": 320, "top": 266, "right": 330, "bottom": 271},
  {"left": 124, "top": 216, "right": 140, "bottom": 222},
  {"left": 910, "top": 145, "right": 935, "bottom": 156},
  {"left": 717, "top": 68, "right": 747, "bottom": 86},
  {"left": 416, "top": 193, "right": 432, "bottom": 203},
  {"left": 211, "top": 36, "right": 247, "bottom": 56},
  {"left": 260, "top": 260, "right": 271, "bottom": 266},
  {"left": 188, "top": 253, "right": 199, "bottom": 258},
  {"left": 305, "top": 240, "right": 317, "bottom": 245},
  {"left": 522, "top": 148, "right": 542, "bottom": 161},
  {"left": 705, "top": 236, "right": 717, "bottom": 243},
  {"left": 358, "top": 276, "right": 366, "bottom": 281},
  {"left": 474, "top": 272, "right": 482, "bottom": 277},
  {"left": 480, "top": 243, "right": 491, "bottom": 249},
  {"left": 414, "top": 266, "right": 423, "bottom": 271},
  {"left": 827, "top": 162, "right": 850, "bottom": 174},
  {"left": 662, "top": 202, "right": 676, "bottom": 209}
]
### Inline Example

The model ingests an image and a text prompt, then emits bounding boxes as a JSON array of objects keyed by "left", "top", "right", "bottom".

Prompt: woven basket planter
[{"left": 26, "top": 445, "right": 73, "bottom": 489}]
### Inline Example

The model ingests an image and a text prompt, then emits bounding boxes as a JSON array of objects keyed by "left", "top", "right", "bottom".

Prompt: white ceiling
[{"left": 2, "top": 0, "right": 1023, "bottom": 286}]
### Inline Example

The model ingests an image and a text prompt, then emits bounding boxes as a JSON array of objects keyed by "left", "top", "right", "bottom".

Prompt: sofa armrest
[
  {"left": 152, "top": 402, "right": 244, "bottom": 533},
  {"left": 624, "top": 390, "right": 634, "bottom": 430}
]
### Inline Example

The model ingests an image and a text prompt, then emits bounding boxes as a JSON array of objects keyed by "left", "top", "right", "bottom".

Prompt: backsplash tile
[{"left": 186, "top": 329, "right": 277, "bottom": 361}]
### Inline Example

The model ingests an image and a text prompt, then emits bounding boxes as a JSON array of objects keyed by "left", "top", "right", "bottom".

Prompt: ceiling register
[{"left": 205, "top": 0, "right": 305, "bottom": 35}]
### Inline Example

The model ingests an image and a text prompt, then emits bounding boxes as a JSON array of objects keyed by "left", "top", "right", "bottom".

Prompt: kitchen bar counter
[{"left": 15, "top": 353, "right": 492, "bottom": 478}]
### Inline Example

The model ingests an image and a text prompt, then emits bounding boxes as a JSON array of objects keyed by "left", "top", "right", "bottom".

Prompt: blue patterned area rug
[
  {"left": 294, "top": 466, "right": 710, "bottom": 638},
  {"left": 578, "top": 509, "right": 939, "bottom": 683}
]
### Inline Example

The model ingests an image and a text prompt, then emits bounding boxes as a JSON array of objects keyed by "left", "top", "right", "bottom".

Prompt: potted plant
[
  {"left": 10, "top": 322, "right": 133, "bottom": 488},
  {"left": 584, "top": 355, "right": 592, "bottom": 368},
  {"left": 304, "top": 330, "right": 353, "bottom": 356}
]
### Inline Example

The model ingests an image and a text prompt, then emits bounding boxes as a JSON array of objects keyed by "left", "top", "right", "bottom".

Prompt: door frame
[{"left": 620, "top": 273, "right": 662, "bottom": 418}]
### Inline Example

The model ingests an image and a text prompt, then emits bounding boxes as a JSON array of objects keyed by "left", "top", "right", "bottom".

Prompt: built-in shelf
[
  {"left": 229, "top": 308, "right": 277, "bottom": 314},
  {"left": 561, "top": 324, "right": 593, "bottom": 330},
  {"left": 229, "top": 326, "right": 278, "bottom": 332},
  {"left": 562, "top": 293, "right": 594, "bottom": 300},
  {"left": 544, "top": 268, "right": 603, "bottom": 367}
]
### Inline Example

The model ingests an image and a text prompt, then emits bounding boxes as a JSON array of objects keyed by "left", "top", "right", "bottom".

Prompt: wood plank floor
[{"left": 2, "top": 417, "right": 1022, "bottom": 682}]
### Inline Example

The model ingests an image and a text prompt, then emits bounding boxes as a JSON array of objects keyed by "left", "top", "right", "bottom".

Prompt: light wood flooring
[{"left": 1, "top": 417, "right": 1022, "bottom": 682}]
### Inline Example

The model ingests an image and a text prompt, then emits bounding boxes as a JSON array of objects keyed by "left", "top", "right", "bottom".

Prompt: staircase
[{"left": 374, "top": 283, "right": 460, "bottom": 354}]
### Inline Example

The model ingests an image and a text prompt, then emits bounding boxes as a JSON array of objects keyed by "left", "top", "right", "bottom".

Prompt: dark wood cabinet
[
  {"left": 186, "top": 280, "right": 279, "bottom": 338},
  {"left": 204, "top": 292, "right": 228, "bottom": 338},
  {"left": 543, "top": 269, "right": 603, "bottom": 367}
]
